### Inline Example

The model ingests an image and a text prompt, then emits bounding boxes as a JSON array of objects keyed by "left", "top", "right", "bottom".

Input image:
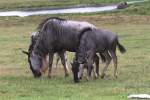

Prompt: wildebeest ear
[{"left": 22, "top": 50, "right": 29, "bottom": 55}]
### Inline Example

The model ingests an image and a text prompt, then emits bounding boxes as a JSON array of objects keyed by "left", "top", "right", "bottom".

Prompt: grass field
[
  {"left": 0, "top": 0, "right": 150, "bottom": 100},
  {"left": 0, "top": 13, "right": 150, "bottom": 100}
]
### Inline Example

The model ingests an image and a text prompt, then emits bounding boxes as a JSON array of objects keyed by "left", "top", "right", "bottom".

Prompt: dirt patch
[
  {"left": 0, "top": 14, "right": 150, "bottom": 28},
  {"left": 0, "top": 65, "right": 71, "bottom": 77},
  {"left": 0, "top": 67, "right": 30, "bottom": 76},
  {"left": 69, "top": 14, "right": 150, "bottom": 25},
  {"left": 42, "top": 64, "right": 71, "bottom": 77}
]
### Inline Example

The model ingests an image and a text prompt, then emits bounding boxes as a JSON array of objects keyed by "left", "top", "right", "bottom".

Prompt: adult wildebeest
[
  {"left": 72, "top": 28, "right": 126, "bottom": 82},
  {"left": 22, "top": 31, "right": 70, "bottom": 77},
  {"left": 26, "top": 17, "right": 98, "bottom": 78}
]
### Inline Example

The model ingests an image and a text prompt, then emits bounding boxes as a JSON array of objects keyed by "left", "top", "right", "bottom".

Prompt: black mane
[
  {"left": 34, "top": 35, "right": 49, "bottom": 58},
  {"left": 37, "top": 17, "right": 66, "bottom": 30},
  {"left": 28, "top": 39, "right": 35, "bottom": 53},
  {"left": 78, "top": 27, "right": 92, "bottom": 42},
  {"left": 31, "top": 17, "right": 66, "bottom": 58}
]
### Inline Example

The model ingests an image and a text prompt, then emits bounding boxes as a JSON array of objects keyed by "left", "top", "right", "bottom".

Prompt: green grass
[{"left": 0, "top": 14, "right": 150, "bottom": 100}]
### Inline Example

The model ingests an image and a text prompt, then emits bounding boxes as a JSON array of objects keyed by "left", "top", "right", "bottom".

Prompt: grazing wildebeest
[
  {"left": 22, "top": 31, "right": 70, "bottom": 77},
  {"left": 72, "top": 28, "right": 126, "bottom": 82},
  {"left": 26, "top": 17, "right": 98, "bottom": 79},
  {"left": 71, "top": 53, "right": 102, "bottom": 81},
  {"left": 29, "top": 30, "right": 103, "bottom": 80}
]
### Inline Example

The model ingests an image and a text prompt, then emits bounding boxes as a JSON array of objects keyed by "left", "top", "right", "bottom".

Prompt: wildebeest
[
  {"left": 27, "top": 30, "right": 103, "bottom": 80},
  {"left": 117, "top": 2, "right": 128, "bottom": 9},
  {"left": 71, "top": 53, "right": 102, "bottom": 82},
  {"left": 26, "top": 17, "right": 97, "bottom": 78},
  {"left": 72, "top": 28, "right": 126, "bottom": 82},
  {"left": 22, "top": 31, "right": 70, "bottom": 77}
]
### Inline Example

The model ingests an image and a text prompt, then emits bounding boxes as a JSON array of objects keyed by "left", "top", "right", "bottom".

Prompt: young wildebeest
[
  {"left": 72, "top": 28, "right": 126, "bottom": 82},
  {"left": 26, "top": 17, "right": 98, "bottom": 79},
  {"left": 22, "top": 31, "right": 70, "bottom": 77},
  {"left": 71, "top": 53, "right": 102, "bottom": 82}
]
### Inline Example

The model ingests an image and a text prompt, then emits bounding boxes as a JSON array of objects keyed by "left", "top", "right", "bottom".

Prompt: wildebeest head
[
  {"left": 71, "top": 59, "right": 80, "bottom": 83},
  {"left": 22, "top": 32, "right": 43, "bottom": 78},
  {"left": 22, "top": 46, "right": 42, "bottom": 78},
  {"left": 29, "top": 51, "right": 42, "bottom": 78}
]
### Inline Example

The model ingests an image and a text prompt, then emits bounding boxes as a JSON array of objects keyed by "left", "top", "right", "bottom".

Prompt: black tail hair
[{"left": 117, "top": 40, "right": 126, "bottom": 54}]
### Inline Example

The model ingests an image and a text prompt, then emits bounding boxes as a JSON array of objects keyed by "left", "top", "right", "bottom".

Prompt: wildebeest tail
[{"left": 117, "top": 39, "right": 126, "bottom": 54}]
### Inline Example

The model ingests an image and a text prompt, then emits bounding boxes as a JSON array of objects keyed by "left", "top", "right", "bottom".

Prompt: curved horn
[{"left": 22, "top": 50, "right": 29, "bottom": 55}]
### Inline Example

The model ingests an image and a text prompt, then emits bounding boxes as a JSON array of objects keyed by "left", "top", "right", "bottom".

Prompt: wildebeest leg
[
  {"left": 48, "top": 53, "right": 54, "bottom": 78},
  {"left": 78, "top": 64, "right": 84, "bottom": 79},
  {"left": 110, "top": 40, "right": 118, "bottom": 79},
  {"left": 58, "top": 51, "right": 69, "bottom": 77},
  {"left": 55, "top": 53, "right": 60, "bottom": 69},
  {"left": 109, "top": 50, "right": 118, "bottom": 79},
  {"left": 94, "top": 54, "right": 100, "bottom": 78},
  {"left": 92, "top": 63, "right": 97, "bottom": 79},
  {"left": 101, "top": 51, "right": 112, "bottom": 79},
  {"left": 87, "top": 64, "right": 93, "bottom": 81},
  {"left": 41, "top": 55, "right": 49, "bottom": 73},
  {"left": 86, "top": 50, "right": 95, "bottom": 80}
]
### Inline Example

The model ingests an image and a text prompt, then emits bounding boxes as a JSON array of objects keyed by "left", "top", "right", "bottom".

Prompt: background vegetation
[{"left": 0, "top": 0, "right": 149, "bottom": 14}]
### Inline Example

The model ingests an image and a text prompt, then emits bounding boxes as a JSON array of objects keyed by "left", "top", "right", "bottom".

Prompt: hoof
[
  {"left": 101, "top": 73, "right": 105, "bottom": 79},
  {"left": 95, "top": 75, "right": 99, "bottom": 79},
  {"left": 78, "top": 73, "right": 83, "bottom": 80},
  {"left": 94, "top": 74, "right": 99, "bottom": 79},
  {"left": 79, "top": 76, "right": 82, "bottom": 80},
  {"left": 86, "top": 76, "right": 92, "bottom": 81},
  {"left": 65, "top": 73, "right": 69, "bottom": 77},
  {"left": 48, "top": 75, "right": 52, "bottom": 79},
  {"left": 74, "top": 79, "right": 80, "bottom": 83},
  {"left": 114, "top": 75, "right": 118, "bottom": 79},
  {"left": 114, "top": 73, "right": 118, "bottom": 79}
]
